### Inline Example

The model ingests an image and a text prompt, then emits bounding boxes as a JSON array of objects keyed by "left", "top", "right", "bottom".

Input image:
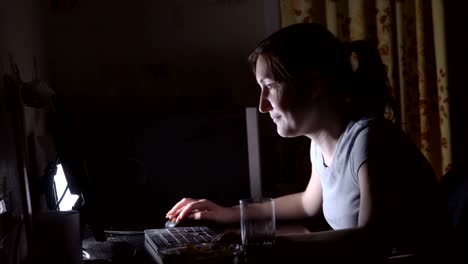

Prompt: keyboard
[{"left": 144, "top": 226, "right": 219, "bottom": 249}]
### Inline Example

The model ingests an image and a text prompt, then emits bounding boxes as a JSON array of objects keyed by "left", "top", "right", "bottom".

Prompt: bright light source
[{"left": 54, "top": 164, "right": 79, "bottom": 211}]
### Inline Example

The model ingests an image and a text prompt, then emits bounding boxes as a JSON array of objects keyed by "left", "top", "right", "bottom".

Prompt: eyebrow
[{"left": 258, "top": 77, "right": 274, "bottom": 84}]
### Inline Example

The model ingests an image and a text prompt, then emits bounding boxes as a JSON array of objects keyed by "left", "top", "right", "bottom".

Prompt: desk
[
  {"left": 82, "top": 223, "right": 310, "bottom": 264},
  {"left": 82, "top": 232, "right": 151, "bottom": 263},
  {"left": 82, "top": 225, "right": 409, "bottom": 264}
]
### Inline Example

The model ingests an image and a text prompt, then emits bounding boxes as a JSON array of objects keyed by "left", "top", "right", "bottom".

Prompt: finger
[
  {"left": 166, "top": 207, "right": 184, "bottom": 219},
  {"left": 176, "top": 202, "right": 199, "bottom": 222},
  {"left": 169, "top": 198, "right": 194, "bottom": 215},
  {"left": 166, "top": 198, "right": 194, "bottom": 217},
  {"left": 190, "top": 211, "right": 216, "bottom": 221},
  {"left": 177, "top": 200, "right": 211, "bottom": 222},
  {"left": 170, "top": 207, "right": 189, "bottom": 219}
]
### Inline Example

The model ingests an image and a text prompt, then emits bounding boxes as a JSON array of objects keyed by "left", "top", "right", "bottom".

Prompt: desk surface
[
  {"left": 82, "top": 224, "right": 407, "bottom": 264},
  {"left": 82, "top": 223, "right": 310, "bottom": 264}
]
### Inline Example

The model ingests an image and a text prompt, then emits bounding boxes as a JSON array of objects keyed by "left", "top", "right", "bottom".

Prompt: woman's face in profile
[{"left": 255, "top": 55, "right": 317, "bottom": 138}]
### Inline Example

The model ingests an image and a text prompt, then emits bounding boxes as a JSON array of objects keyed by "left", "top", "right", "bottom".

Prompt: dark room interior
[{"left": 1, "top": 0, "right": 468, "bottom": 263}]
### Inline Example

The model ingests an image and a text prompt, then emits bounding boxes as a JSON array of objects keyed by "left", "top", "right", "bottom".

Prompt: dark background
[
  {"left": 0, "top": 0, "right": 466, "bottom": 232},
  {"left": 0, "top": 0, "right": 311, "bottom": 232}
]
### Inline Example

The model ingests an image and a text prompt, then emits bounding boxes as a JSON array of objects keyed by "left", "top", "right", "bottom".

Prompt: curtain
[{"left": 280, "top": 0, "right": 451, "bottom": 179}]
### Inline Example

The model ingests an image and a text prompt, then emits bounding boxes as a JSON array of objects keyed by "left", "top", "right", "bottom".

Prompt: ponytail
[{"left": 342, "top": 40, "right": 395, "bottom": 120}]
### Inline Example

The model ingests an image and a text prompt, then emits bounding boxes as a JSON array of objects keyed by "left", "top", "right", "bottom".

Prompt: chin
[{"left": 276, "top": 127, "right": 300, "bottom": 138}]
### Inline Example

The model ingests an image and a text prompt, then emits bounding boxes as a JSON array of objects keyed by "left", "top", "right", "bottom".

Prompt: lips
[{"left": 271, "top": 115, "right": 281, "bottom": 123}]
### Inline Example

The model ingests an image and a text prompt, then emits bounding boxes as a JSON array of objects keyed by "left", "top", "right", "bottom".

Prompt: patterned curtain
[{"left": 280, "top": 0, "right": 451, "bottom": 179}]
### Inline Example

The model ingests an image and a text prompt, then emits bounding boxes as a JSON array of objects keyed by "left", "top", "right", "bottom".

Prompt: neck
[{"left": 307, "top": 113, "right": 347, "bottom": 167}]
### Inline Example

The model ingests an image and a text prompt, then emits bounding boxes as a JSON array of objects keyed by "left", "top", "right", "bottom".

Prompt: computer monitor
[{"left": 56, "top": 106, "right": 264, "bottom": 241}]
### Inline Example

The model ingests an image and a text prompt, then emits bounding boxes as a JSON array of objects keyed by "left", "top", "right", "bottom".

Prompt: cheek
[
  {"left": 272, "top": 87, "right": 291, "bottom": 109},
  {"left": 276, "top": 88, "right": 299, "bottom": 113}
]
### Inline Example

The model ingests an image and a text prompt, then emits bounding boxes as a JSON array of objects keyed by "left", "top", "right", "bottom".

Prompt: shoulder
[
  {"left": 340, "top": 117, "right": 412, "bottom": 153},
  {"left": 363, "top": 118, "right": 419, "bottom": 154},
  {"left": 340, "top": 117, "right": 375, "bottom": 155},
  {"left": 340, "top": 118, "right": 373, "bottom": 145},
  {"left": 349, "top": 117, "right": 411, "bottom": 150},
  {"left": 346, "top": 117, "right": 374, "bottom": 133},
  {"left": 361, "top": 118, "right": 436, "bottom": 181},
  {"left": 342, "top": 117, "right": 389, "bottom": 144}
]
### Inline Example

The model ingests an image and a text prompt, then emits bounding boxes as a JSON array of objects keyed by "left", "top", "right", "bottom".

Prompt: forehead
[{"left": 255, "top": 55, "right": 274, "bottom": 83}]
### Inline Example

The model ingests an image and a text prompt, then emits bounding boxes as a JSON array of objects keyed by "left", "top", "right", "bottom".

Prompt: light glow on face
[{"left": 255, "top": 56, "right": 312, "bottom": 138}]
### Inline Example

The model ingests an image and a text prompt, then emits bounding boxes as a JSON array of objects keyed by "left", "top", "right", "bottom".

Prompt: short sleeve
[
  {"left": 310, "top": 140, "right": 325, "bottom": 176},
  {"left": 350, "top": 127, "right": 369, "bottom": 183}
]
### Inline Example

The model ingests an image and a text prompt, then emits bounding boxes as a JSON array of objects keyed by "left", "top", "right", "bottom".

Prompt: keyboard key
[{"left": 146, "top": 226, "right": 219, "bottom": 249}]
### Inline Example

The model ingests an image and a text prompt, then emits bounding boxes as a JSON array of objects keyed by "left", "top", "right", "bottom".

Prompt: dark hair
[{"left": 248, "top": 23, "right": 394, "bottom": 121}]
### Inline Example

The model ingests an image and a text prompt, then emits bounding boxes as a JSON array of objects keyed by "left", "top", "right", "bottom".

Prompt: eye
[{"left": 266, "top": 82, "right": 278, "bottom": 89}]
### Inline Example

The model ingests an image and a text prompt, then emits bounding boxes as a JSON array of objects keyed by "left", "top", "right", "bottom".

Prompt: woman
[{"left": 166, "top": 23, "right": 447, "bottom": 261}]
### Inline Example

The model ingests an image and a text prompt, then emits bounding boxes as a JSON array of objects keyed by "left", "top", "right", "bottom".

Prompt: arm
[
  {"left": 275, "top": 162, "right": 386, "bottom": 258},
  {"left": 273, "top": 166, "right": 323, "bottom": 220},
  {"left": 167, "top": 167, "right": 323, "bottom": 223},
  {"left": 230, "top": 166, "right": 323, "bottom": 222}
]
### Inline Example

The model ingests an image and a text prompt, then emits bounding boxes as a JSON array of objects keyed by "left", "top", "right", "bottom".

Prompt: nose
[{"left": 258, "top": 88, "right": 273, "bottom": 113}]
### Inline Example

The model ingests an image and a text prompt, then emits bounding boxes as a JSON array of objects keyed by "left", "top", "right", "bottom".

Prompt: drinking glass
[{"left": 239, "top": 197, "right": 276, "bottom": 249}]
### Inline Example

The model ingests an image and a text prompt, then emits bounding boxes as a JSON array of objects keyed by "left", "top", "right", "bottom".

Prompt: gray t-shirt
[
  {"left": 311, "top": 118, "right": 371, "bottom": 229},
  {"left": 310, "top": 117, "right": 441, "bottom": 240}
]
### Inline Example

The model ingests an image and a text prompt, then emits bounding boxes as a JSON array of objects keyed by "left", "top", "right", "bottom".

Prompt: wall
[
  {"left": 45, "top": 0, "right": 468, "bottom": 167},
  {"left": 2, "top": 0, "right": 466, "bottom": 198},
  {"left": 43, "top": 0, "right": 301, "bottom": 230},
  {"left": 0, "top": 0, "right": 49, "bottom": 262},
  {"left": 4, "top": 0, "right": 466, "bottom": 228},
  {"left": 0, "top": 0, "right": 48, "bottom": 219},
  {"left": 47, "top": 0, "right": 280, "bottom": 112}
]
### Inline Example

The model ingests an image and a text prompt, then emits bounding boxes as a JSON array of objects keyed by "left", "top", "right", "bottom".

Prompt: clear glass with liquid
[{"left": 239, "top": 197, "right": 276, "bottom": 249}]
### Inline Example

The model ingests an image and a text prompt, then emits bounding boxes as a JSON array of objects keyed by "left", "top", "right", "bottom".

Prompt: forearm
[
  {"left": 273, "top": 192, "right": 311, "bottom": 220},
  {"left": 229, "top": 192, "right": 309, "bottom": 222}
]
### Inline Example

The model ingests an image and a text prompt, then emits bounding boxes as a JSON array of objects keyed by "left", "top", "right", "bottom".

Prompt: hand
[{"left": 165, "top": 198, "right": 239, "bottom": 224}]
